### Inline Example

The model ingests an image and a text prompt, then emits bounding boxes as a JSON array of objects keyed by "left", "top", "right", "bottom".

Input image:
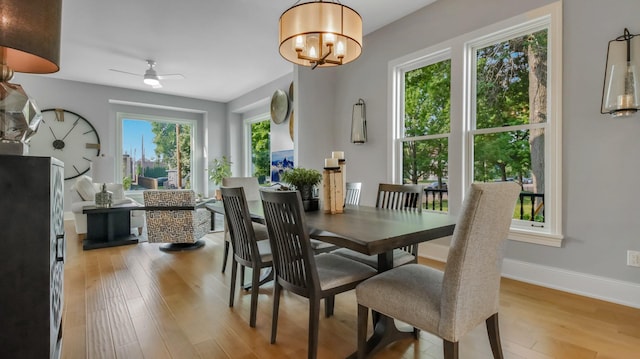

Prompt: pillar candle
[
  {"left": 325, "top": 158, "right": 339, "bottom": 168},
  {"left": 332, "top": 151, "right": 345, "bottom": 160}
]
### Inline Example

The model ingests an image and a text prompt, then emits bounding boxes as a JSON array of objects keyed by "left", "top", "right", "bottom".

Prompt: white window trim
[{"left": 389, "top": 2, "right": 563, "bottom": 246}]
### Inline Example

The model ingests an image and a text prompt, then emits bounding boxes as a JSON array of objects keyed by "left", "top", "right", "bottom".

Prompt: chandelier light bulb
[
  {"left": 294, "top": 35, "right": 305, "bottom": 51},
  {"left": 336, "top": 40, "right": 346, "bottom": 58},
  {"left": 323, "top": 33, "right": 336, "bottom": 46}
]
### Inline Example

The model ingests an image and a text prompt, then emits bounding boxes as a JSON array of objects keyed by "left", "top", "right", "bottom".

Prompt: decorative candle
[
  {"left": 331, "top": 151, "right": 344, "bottom": 160},
  {"left": 325, "top": 158, "right": 339, "bottom": 168}
]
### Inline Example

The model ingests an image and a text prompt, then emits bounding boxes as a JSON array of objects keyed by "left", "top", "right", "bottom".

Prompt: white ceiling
[{"left": 45, "top": 0, "right": 437, "bottom": 103}]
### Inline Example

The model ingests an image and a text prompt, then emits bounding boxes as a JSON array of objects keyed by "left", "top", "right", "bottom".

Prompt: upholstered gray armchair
[
  {"left": 143, "top": 190, "right": 210, "bottom": 251},
  {"left": 356, "top": 182, "right": 521, "bottom": 359}
]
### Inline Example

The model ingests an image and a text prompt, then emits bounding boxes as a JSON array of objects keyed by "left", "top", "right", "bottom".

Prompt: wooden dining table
[{"left": 207, "top": 200, "right": 457, "bottom": 358}]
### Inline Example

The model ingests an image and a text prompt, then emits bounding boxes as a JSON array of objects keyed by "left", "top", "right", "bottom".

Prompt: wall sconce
[
  {"left": 351, "top": 98, "right": 366, "bottom": 144},
  {"left": 601, "top": 28, "right": 640, "bottom": 117}
]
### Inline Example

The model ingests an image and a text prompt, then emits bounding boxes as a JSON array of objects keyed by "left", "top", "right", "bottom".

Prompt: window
[
  {"left": 244, "top": 115, "right": 271, "bottom": 184},
  {"left": 400, "top": 53, "right": 451, "bottom": 212},
  {"left": 117, "top": 113, "right": 198, "bottom": 196},
  {"left": 392, "top": 3, "right": 562, "bottom": 246}
]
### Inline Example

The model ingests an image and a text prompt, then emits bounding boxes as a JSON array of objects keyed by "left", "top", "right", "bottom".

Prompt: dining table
[{"left": 206, "top": 200, "right": 457, "bottom": 358}]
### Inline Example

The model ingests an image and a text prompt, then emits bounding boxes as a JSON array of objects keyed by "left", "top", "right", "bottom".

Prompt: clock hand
[
  {"left": 48, "top": 126, "right": 59, "bottom": 140},
  {"left": 61, "top": 118, "right": 80, "bottom": 141}
]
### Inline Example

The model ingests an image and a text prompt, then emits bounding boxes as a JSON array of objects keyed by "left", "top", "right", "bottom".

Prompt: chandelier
[{"left": 279, "top": 1, "right": 362, "bottom": 69}]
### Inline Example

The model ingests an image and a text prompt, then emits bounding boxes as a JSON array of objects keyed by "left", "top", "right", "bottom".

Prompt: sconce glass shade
[
  {"left": 351, "top": 98, "right": 366, "bottom": 144},
  {"left": 0, "top": 0, "right": 62, "bottom": 154},
  {"left": 279, "top": 1, "right": 362, "bottom": 69},
  {"left": 602, "top": 28, "right": 640, "bottom": 117}
]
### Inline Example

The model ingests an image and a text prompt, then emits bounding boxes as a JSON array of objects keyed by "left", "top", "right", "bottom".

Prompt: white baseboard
[{"left": 420, "top": 242, "right": 640, "bottom": 309}]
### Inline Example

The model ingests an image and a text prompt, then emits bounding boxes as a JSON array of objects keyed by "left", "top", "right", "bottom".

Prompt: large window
[
  {"left": 117, "top": 114, "right": 197, "bottom": 195},
  {"left": 392, "top": 3, "right": 562, "bottom": 245}
]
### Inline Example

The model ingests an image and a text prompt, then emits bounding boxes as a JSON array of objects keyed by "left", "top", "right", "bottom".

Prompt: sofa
[{"left": 70, "top": 175, "right": 145, "bottom": 239}]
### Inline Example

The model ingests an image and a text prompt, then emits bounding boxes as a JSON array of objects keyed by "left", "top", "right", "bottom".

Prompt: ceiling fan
[{"left": 109, "top": 60, "right": 184, "bottom": 89}]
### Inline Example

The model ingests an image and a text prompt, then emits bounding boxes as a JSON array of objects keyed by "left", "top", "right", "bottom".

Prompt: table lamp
[
  {"left": 92, "top": 154, "right": 115, "bottom": 208},
  {"left": 0, "top": 0, "right": 62, "bottom": 155}
]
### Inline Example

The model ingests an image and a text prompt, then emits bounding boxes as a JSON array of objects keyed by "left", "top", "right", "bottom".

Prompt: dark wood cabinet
[{"left": 0, "top": 155, "right": 65, "bottom": 359}]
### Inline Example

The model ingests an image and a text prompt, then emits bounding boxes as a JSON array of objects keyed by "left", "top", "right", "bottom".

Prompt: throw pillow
[{"left": 74, "top": 175, "right": 96, "bottom": 201}]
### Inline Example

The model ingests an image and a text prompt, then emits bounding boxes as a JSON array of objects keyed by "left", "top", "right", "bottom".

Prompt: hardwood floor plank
[{"left": 61, "top": 225, "right": 640, "bottom": 359}]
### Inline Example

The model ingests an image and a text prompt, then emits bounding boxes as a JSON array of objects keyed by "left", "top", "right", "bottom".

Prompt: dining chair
[
  {"left": 333, "top": 183, "right": 424, "bottom": 268},
  {"left": 260, "top": 190, "right": 377, "bottom": 359},
  {"left": 356, "top": 182, "right": 521, "bottom": 359},
  {"left": 220, "top": 186, "right": 273, "bottom": 328},
  {"left": 221, "top": 177, "right": 268, "bottom": 273},
  {"left": 345, "top": 182, "right": 362, "bottom": 205}
]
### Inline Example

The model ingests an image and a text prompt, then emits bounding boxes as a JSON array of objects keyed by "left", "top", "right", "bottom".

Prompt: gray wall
[
  {"left": 295, "top": 0, "right": 640, "bottom": 284},
  {"left": 13, "top": 74, "right": 227, "bottom": 208}
]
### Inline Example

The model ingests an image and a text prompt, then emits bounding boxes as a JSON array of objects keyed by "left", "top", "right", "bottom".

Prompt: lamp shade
[
  {"left": 601, "top": 28, "right": 640, "bottom": 117},
  {"left": 0, "top": 0, "right": 62, "bottom": 75},
  {"left": 279, "top": 1, "right": 362, "bottom": 68},
  {"left": 92, "top": 155, "right": 115, "bottom": 184}
]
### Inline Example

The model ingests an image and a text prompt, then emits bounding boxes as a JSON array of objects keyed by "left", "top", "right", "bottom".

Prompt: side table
[{"left": 82, "top": 205, "right": 141, "bottom": 250}]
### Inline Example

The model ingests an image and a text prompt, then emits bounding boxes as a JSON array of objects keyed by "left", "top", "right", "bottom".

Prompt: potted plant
[
  {"left": 280, "top": 167, "right": 322, "bottom": 211},
  {"left": 209, "top": 156, "right": 232, "bottom": 199}
]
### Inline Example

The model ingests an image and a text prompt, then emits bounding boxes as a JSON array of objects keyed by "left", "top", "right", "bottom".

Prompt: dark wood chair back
[
  {"left": 260, "top": 190, "right": 319, "bottom": 297},
  {"left": 376, "top": 183, "right": 423, "bottom": 211},
  {"left": 220, "top": 186, "right": 262, "bottom": 268}
]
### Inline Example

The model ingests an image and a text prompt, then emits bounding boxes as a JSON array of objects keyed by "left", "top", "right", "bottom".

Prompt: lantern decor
[{"left": 601, "top": 28, "right": 640, "bottom": 117}]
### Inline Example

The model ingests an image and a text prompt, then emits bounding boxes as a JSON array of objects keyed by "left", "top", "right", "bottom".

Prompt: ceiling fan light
[{"left": 143, "top": 77, "right": 159, "bottom": 86}]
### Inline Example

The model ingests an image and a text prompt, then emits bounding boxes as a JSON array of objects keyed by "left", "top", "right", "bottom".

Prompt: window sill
[{"left": 509, "top": 228, "right": 563, "bottom": 247}]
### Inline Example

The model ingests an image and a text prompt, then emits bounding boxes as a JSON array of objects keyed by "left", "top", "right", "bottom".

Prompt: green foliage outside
[
  {"left": 251, "top": 121, "right": 270, "bottom": 181},
  {"left": 403, "top": 29, "right": 547, "bottom": 222},
  {"left": 151, "top": 122, "right": 192, "bottom": 182},
  {"left": 122, "top": 176, "right": 132, "bottom": 190},
  {"left": 403, "top": 60, "right": 450, "bottom": 186}
]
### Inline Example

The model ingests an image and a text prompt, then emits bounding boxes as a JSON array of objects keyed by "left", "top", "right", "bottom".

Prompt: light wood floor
[{"left": 61, "top": 221, "right": 640, "bottom": 359}]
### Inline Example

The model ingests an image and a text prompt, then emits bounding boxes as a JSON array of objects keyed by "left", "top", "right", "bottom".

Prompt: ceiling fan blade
[
  {"left": 157, "top": 74, "right": 185, "bottom": 80},
  {"left": 109, "top": 69, "right": 142, "bottom": 77}
]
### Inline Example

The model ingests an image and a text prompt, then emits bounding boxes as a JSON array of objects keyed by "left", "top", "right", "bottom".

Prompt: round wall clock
[
  {"left": 270, "top": 89, "right": 290, "bottom": 124},
  {"left": 29, "top": 108, "right": 101, "bottom": 180}
]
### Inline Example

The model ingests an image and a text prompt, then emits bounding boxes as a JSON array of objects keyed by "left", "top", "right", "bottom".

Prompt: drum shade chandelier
[
  {"left": 601, "top": 28, "right": 640, "bottom": 117},
  {"left": 0, "top": 0, "right": 62, "bottom": 154},
  {"left": 279, "top": 0, "right": 362, "bottom": 69}
]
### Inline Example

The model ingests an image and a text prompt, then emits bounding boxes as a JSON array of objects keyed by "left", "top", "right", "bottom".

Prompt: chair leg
[
  {"left": 357, "top": 304, "right": 369, "bottom": 359},
  {"left": 271, "top": 282, "right": 281, "bottom": 344},
  {"left": 308, "top": 297, "right": 321, "bottom": 359},
  {"left": 486, "top": 313, "right": 504, "bottom": 359},
  {"left": 229, "top": 258, "right": 237, "bottom": 307},
  {"left": 240, "top": 265, "right": 246, "bottom": 290},
  {"left": 324, "top": 296, "right": 335, "bottom": 318},
  {"left": 443, "top": 340, "right": 459, "bottom": 359},
  {"left": 221, "top": 240, "right": 230, "bottom": 273},
  {"left": 249, "top": 266, "right": 260, "bottom": 328}
]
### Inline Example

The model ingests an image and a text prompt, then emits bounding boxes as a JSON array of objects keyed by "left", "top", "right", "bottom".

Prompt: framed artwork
[{"left": 271, "top": 149, "right": 294, "bottom": 182}]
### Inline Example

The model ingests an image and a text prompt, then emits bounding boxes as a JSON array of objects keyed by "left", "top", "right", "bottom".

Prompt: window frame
[{"left": 390, "top": 2, "right": 563, "bottom": 246}]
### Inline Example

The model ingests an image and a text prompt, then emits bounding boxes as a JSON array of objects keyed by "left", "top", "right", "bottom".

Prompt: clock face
[{"left": 29, "top": 109, "right": 101, "bottom": 180}]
